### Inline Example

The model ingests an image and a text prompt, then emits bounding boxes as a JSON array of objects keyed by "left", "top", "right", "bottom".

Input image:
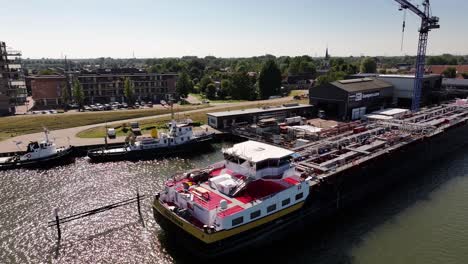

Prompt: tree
[
  {"left": 299, "top": 61, "right": 316, "bottom": 75},
  {"left": 206, "top": 83, "right": 217, "bottom": 99},
  {"left": 199, "top": 75, "right": 212, "bottom": 94},
  {"left": 442, "top": 67, "right": 457, "bottom": 78},
  {"left": 288, "top": 57, "right": 301, "bottom": 75},
  {"left": 379, "top": 69, "right": 387, "bottom": 74},
  {"left": 258, "top": 59, "right": 282, "bottom": 99},
  {"left": 72, "top": 79, "right": 84, "bottom": 110},
  {"left": 176, "top": 72, "right": 192, "bottom": 98},
  {"left": 360, "top": 57, "right": 377, "bottom": 73},
  {"left": 61, "top": 84, "right": 70, "bottom": 107},
  {"left": 39, "top": 69, "right": 56, "bottom": 75},
  {"left": 316, "top": 71, "right": 347, "bottom": 86},
  {"left": 124, "top": 77, "right": 135, "bottom": 105},
  {"left": 218, "top": 79, "right": 231, "bottom": 99},
  {"left": 230, "top": 72, "right": 252, "bottom": 100}
]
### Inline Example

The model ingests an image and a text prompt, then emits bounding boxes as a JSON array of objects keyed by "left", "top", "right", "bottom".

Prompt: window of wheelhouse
[
  {"left": 279, "top": 156, "right": 292, "bottom": 167},
  {"left": 223, "top": 153, "right": 246, "bottom": 164},
  {"left": 256, "top": 158, "right": 283, "bottom": 170}
]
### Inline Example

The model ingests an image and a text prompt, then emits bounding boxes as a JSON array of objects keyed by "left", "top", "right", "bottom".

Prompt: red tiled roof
[{"left": 427, "top": 65, "right": 468, "bottom": 75}]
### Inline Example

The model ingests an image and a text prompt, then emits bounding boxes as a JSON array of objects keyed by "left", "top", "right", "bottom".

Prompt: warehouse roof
[
  {"left": 207, "top": 104, "right": 313, "bottom": 118},
  {"left": 332, "top": 78, "right": 393, "bottom": 93}
]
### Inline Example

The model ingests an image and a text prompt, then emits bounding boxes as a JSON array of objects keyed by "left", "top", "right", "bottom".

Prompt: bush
[{"left": 122, "top": 123, "right": 128, "bottom": 133}]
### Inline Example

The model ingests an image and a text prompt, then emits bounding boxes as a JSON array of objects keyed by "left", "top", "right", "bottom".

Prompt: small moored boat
[
  {"left": 0, "top": 130, "right": 74, "bottom": 170},
  {"left": 87, "top": 119, "right": 214, "bottom": 162}
]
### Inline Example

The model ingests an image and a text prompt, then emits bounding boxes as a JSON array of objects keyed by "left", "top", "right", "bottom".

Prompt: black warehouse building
[
  {"left": 207, "top": 104, "right": 314, "bottom": 129},
  {"left": 309, "top": 78, "right": 394, "bottom": 120}
]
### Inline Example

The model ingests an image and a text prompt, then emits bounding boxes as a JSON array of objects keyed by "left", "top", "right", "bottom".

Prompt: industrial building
[
  {"left": 442, "top": 78, "right": 468, "bottom": 91},
  {"left": 349, "top": 74, "right": 442, "bottom": 107},
  {"left": 207, "top": 103, "right": 314, "bottom": 129},
  {"left": 0, "top": 41, "right": 27, "bottom": 115},
  {"left": 376, "top": 74, "right": 441, "bottom": 107},
  {"left": 441, "top": 78, "right": 468, "bottom": 98},
  {"left": 309, "top": 78, "right": 394, "bottom": 121}
]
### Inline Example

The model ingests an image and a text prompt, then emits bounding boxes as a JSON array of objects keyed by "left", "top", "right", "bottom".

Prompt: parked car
[
  {"left": 122, "top": 103, "right": 128, "bottom": 108},
  {"left": 107, "top": 128, "right": 116, "bottom": 139},
  {"left": 104, "top": 104, "right": 112, "bottom": 110},
  {"left": 84, "top": 105, "right": 92, "bottom": 111},
  {"left": 68, "top": 103, "right": 79, "bottom": 109}
]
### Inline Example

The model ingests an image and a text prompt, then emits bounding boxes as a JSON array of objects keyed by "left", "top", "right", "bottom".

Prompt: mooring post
[
  {"left": 54, "top": 208, "right": 61, "bottom": 241},
  {"left": 137, "top": 190, "right": 145, "bottom": 227}
]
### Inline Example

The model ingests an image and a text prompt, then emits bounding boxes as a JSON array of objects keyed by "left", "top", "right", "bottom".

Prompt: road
[{"left": 0, "top": 96, "right": 299, "bottom": 153}]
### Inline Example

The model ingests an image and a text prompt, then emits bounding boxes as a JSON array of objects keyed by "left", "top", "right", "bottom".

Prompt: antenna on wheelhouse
[
  {"left": 170, "top": 95, "right": 174, "bottom": 120},
  {"left": 43, "top": 126, "right": 50, "bottom": 143}
]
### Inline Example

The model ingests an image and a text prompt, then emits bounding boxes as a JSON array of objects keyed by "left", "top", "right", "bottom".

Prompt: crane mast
[{"left": 394, "top": 0, "right": 439, "bottom": 112}]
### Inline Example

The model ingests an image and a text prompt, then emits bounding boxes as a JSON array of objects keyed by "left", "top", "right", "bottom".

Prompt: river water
[{"left": 0, "top": 142, "right": 467, "bottom": 264}]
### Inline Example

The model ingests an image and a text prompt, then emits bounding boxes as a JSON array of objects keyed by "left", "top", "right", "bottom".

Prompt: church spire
[{"left": 325, "top": 45, "right": 330, "bottom": 60}]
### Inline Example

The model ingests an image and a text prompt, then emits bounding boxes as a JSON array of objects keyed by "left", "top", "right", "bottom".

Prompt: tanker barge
[{"left": 153, "top": 101, "right": 468, "bottom": 257}]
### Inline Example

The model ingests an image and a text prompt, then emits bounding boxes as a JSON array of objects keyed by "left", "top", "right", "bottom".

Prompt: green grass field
[
  {"left": 189, "top": 93, "right": 247, "bottom": 104},
  {"left": 0, "top": 105, "right": 208, "bottom": 141}
]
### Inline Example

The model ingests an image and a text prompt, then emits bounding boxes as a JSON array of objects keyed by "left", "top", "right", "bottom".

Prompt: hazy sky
[{"left": 1, "top": 0, "right": 467, "bottom": 58}]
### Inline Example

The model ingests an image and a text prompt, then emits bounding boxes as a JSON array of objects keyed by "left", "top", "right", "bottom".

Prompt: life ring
[{"left": 26, "top": 154, "right": 32, "bottom": 159}]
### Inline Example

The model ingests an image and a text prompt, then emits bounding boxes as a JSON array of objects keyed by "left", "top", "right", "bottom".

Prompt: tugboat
[
  {"left": 87, "top": 119, "right": 214, "bottom": 162},
  {"left": 0, "top": 129, "right": 74, "bottom": 170}
]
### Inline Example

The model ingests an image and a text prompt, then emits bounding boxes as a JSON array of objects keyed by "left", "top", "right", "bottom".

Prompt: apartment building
[
  {"left": 30, "top": 68, "right": 178, "bottom": 106},
  {"left": 76, "top": 68, "right": 177, "bottom": 104}
]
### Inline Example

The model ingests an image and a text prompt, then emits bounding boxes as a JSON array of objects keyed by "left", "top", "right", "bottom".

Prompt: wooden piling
[
  {"left": 137, "top": 190, "right": 145, "bottom": 227},
  {"left": 54, "top": 208, "right": 61, "bottom": 241}
]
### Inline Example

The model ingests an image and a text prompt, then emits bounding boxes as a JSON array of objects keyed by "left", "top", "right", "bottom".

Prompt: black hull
[
  {"left": 87, "top": 135, "right": 213, "bottom": 162},
  {"left": 0, "top": 147, "right": 75, "bottom": 171},
  {"left": 153, "top": 121, "right": 468, "bottom": 258}
]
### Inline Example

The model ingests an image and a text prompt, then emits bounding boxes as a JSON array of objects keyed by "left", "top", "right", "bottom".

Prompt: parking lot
[{"left": 82, "top": 100, "right": 160, "bottom": 112}]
